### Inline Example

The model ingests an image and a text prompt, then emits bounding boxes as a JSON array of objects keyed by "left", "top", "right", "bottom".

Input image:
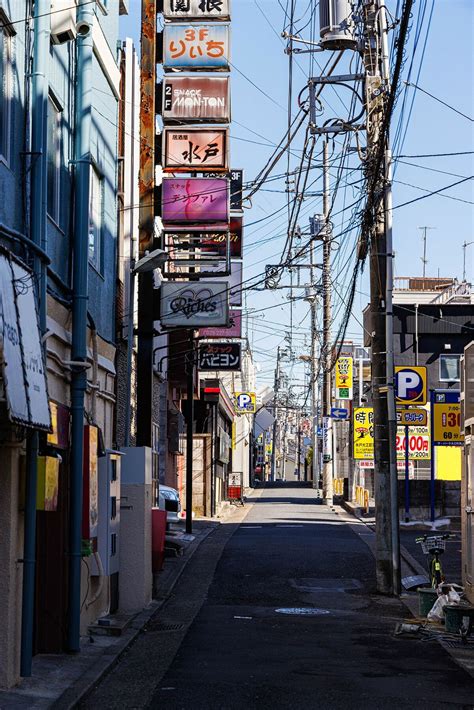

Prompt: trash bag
[{"left": 427, "top": 594, "right": 449, "bottom": 622}]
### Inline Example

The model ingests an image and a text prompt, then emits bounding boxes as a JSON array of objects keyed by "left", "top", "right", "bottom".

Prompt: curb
[{"left": 52, "top": 523, "right": 219, "bottom": 710}]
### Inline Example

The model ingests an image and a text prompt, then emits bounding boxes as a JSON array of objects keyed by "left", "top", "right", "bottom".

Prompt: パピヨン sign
[
  {"left": 162, "top": 178, "right": 229, "bottom": 223},
  {"left": 198, "top": 342, "right": 241, "bottom": 371},
  {"left": 163, "top": 128, "right": 228, "bottom": 172},
  {"left": 161, "top": 281, "right": 229, "bottom": 328}
]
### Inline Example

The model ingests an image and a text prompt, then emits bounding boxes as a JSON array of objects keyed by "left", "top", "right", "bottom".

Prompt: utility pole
[
  {"left": 137, "top": 0, "right": 156, "bottom": 448},
  {"left": 462, "top": 240, "right": 474, "bottom": 282},
  {"left": 363, "top": 0, "right": 400, "bottom": 594},
  {"left": 321, "top": 140, "right": 333, "bottom": 504},
  {"left": 308, "top": 215, "right": 321, "bottom": 488},
  {"left": 419, "top": 226, "right": 435, "bottom": 277},
  {"left": 270, "top": 346, "right": 281, "bottom": 482}
]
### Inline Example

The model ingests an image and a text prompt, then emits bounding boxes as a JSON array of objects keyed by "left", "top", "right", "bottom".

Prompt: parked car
[{"left": 158, "top": 485, "right": 182, "bottom": 524}]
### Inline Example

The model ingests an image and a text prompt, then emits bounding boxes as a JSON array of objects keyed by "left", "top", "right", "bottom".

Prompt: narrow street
[{"left": 82, "top": 484, "right": 474, "bottom": 710}]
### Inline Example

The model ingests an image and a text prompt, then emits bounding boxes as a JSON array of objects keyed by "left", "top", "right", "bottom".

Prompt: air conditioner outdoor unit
[{"left": 50, "top": 0, "right": 77, "bottom": 45}]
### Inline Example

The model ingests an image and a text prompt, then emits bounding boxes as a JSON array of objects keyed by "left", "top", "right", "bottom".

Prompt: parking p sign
[
  {"left": 395, "top": 366, "right": 427, "bottom": 405},
  {"left": 234, "top": 392, "right": 256, "bottom": 414}
]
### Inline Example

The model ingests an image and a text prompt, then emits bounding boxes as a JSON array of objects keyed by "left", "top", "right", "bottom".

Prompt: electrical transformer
[{"left": 319, "top": 0, "right": 357, "bottom": 50}]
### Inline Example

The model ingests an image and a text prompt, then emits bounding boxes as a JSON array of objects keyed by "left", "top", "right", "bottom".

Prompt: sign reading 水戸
[
  {"left": 163, "top": 128, "right": 228, "bottom": 172},
  {"left": 198, "top": 342, "right": 241, "bottom": 371}
]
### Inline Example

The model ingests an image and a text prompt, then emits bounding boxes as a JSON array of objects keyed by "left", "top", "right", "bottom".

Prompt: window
[
  {"left": 439, "top": 354, "right": 460, "bottom": 382},
  {"left": 0, "top": 22, "right": 12, "bottom": 163},
  {"left": 47, "top": 96, "right": 62, "bottom": 223},
  {"left": 89, "top": 166, "right": 103, "bottom": 269}
]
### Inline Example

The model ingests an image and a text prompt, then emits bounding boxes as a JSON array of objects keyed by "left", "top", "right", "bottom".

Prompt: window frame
[
  {"left": 46, "top": 93, "right": 63, "bottom": 225},
  {"left": 88, "top": 163, "right": 104, "bottom": 272},
  {"left": 439, "top": 354, "right": 461, "bottom": 383},
  {"left": 0, "top": 14, "right": 14, "bottom": 166}
]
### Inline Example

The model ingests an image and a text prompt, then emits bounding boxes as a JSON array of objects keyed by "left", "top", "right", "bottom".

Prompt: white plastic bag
[{"left": 427, "top": 594, "right": 449, "bottom": 622}]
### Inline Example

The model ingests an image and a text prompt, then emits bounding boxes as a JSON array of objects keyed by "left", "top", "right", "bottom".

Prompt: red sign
[
  {"left": 200, "top": 218, "right": 242, "bottom": 258},
  {"left": 162, "top": 178, "right": 229, "bottom": 223},
  {"left": 163, "top": 128, "right": 228, "bottom": 172}
]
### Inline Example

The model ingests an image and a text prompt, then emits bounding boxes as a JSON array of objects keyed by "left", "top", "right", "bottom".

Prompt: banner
[
  {"left": 162, "top": 178, "right": 229, "bottom": 223},
  {"left": 163, "top": 24, "right": 230, "bottom": 71},
  {"left": 163, "top": 128, "right": 228, "bottom": 172}
]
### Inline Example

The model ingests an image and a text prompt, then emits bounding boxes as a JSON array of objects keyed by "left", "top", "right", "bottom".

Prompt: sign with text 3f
[
  {"left": 234, "top": 392, "right": 256, "bottom": 414},
  {"left": 395, "top": 366, "right": 427, "bottom": 405}
]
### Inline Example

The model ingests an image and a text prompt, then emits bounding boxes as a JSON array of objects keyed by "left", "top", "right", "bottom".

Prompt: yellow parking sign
[{"left": 433, "top": 402, "right": 463, "bottom": 445}]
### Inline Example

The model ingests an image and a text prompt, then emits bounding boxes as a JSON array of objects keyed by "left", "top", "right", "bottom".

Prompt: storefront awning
[{"left": 0, "top": 248, "right": 51, "bottom": 430}]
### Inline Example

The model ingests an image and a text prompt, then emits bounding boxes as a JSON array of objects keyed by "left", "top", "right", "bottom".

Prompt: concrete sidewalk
[{"left": 0, "top": 520, "right": 220, "bottom": 710}]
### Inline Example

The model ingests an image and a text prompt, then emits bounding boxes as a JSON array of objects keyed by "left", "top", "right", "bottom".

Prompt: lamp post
[{"left": 124, "top": 249, "right": 168, "bottom": 447}]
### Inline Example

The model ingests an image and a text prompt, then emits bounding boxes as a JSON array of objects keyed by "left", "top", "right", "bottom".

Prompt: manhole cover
[
  {"left": 146, "top": 622, "right": 184, "bottom": 632},
  {"left": 275, "top": 608, "right": 330, "bottom": 616}
]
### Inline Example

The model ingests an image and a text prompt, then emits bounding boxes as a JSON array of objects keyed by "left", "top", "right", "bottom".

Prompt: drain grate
[{"left": 146, "top": 621, "right": 185, "bottom": 632}]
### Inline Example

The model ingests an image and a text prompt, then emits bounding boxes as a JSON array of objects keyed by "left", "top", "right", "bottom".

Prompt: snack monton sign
[
  {"left": 161, "top": 281, "right": 229, "bottom": 328},
  {"left": 163, "top": 76, "right": 230, "bottom": 122}
]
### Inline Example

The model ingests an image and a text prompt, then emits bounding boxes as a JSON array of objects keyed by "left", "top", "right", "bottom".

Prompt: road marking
[
  {"left": 234, "top": 615, "right": 253, "bottom": 620},
  {"left": 241, "top": 525, "right": 262, "bottom": 529},
  {"left": 276, "top": 524, "right": 304, "bottom": 528}
]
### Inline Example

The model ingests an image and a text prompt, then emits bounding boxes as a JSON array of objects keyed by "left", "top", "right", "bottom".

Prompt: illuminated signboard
[
  {"left": 163, "top": 128, "right": 228, "bottom": 172},
  {"left": 167, "top": 217, "right": 241, "bottom": 257},
  {"left": 163, "top": 76, "right": 230, "bottom": 122},
  {"left": 161, "top": 281, "right": 229, "bottom": 328},
  {"left": 162, "top": 177, "right": 229, "bottom": 223},
  {"left": 163, "top": 0, "right": 231, "bottom": 21},
  {"left": 201, "top": 260, "right": 242, "bottom": 306},
  {"left": 199, "top": 309, "right": 242, "bottom": 338},
  {"left": 198, "top": 342, "right": 241, "bottom": 371},
  {"left": 163, "top": 24, "right": 230, "bottom": 71}
]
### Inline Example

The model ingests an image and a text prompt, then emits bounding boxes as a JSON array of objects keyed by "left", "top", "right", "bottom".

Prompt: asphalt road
[{"left": 82, "top": 484, "right": 474, "bottom": 710}]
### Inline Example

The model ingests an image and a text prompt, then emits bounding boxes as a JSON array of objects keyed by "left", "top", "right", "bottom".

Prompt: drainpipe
[
  {"left": 67, "top": 1, "right": 95, "bottom": 653},
  {"left": 20, "top": 0, "right": 50, "bottom": 677}
]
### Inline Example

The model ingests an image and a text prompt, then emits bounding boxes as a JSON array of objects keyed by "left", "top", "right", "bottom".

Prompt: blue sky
[{"left": 120, "top": 1, "right": 473, "bottom": 392}]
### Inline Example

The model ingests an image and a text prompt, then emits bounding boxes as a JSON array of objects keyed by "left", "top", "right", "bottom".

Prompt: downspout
[
  {"left": 21, "top": 0, "right": 49, "bottom": 677},
  {"left": 67, "top": 1, "right": 95, "bottom": 653}
]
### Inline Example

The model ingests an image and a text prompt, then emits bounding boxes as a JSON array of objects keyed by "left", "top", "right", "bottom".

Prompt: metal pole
[
  {"left": 321, "top": 139, "right": 333, "bottom": 503},
  {"left": 404, "top": 423, "right": 410, "bottom": 521},
  {"left": 430, "top": 390, "right": 435, "bottom": 522},
  {"left": 364, "top": 0, "right": 392, "bottom": 594},
  {"left": 68, "top": 1, "right": 95, "bottom": 652},
  {"left": 124, "top": 265, "right": 135, "bottom": 447},
  {"left": 186, "top": 332, "right": 195, "bottom": 533},
  {"left": 270, "top": 346, "right": 280, "bottom": 482},
  {"left": 136, "top": 0, "right": 157, "bottom": 447},
  {"left": 380, "top": 2, "right": 401, "bottom": 595},
  {"left": 21, "top": 0, "right": 50, "bottom": 676}
]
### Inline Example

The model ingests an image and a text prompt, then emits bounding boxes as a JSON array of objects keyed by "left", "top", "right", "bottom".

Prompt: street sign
[
  {"left": 234, "top": 392, "right": 256, "bottom": 413},
  {"left": 198, "top": 342, "right": 241, "bottom": 371},
  {"left": 396, "top": 408, "right": 428, "bottom": 426},
  {"left": 353, "top": 407, "right": 374, "bottom": 459},
  {"left": 396, "top": 426, "right": 431, "bottom": 460},
  {"left": 331, "top": 407, "right": 349, "bottom": 420},
  {"left": 395, "top": 366, "right": 427, "bottom": 405},
  {"left": 432, "top": 390, "right": 463, "bottom": 445},
  {"left": 335, "top": 356, "right": 353, "bottom": 400}
]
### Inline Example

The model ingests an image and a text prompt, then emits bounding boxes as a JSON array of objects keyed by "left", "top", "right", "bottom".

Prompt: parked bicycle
[{"left": 415, "top": 533, "right": 456, "bottom": 588}]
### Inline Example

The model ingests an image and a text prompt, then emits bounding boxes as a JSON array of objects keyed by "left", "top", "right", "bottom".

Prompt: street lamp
[{"left": 124, "top": 249, "right": 168, "bottom": 447}]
